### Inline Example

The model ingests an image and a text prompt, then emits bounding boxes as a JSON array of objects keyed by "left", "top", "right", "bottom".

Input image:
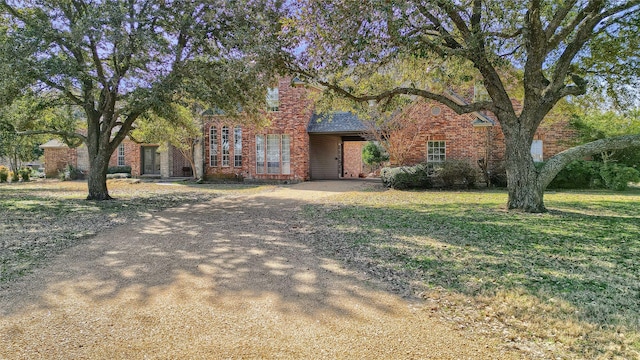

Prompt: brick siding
[{"left": 204, "top": 77, "right": 313, "bottom": 181}]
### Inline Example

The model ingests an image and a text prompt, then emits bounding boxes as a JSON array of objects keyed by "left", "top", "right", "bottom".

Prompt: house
[
  {"left": 40, "top": 76, "right": 577, "bottom": 181},
  {"left": 40, "top": 138, "right": 192, "bottom": 178},
  {"left": 203, "top": 77, "right": 577, "bottom": 182}
]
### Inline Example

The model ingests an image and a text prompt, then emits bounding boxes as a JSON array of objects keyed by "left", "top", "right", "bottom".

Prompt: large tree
[
  {"left": 288, "top": 0, "right": 640, "bottom": 212},
  {"left": 1, "top": 0, "right": 285, "bottom": 199}
]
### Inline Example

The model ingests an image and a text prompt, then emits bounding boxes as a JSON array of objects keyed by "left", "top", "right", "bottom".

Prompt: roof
[
  {"left": 39, "top": 139, "right": 68, "bottom": 149},
  {"left": 307, "top": 112, "right": 368, "bottom": 134}
]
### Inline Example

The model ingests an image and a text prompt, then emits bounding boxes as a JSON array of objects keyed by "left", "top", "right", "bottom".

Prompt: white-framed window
[
  {"left": 256, "top": 134, "right": 291, "bottom": 175},
  {"left": 281, "top": 134, "right": 291, "bottom": 175},
  {"left": 256, "top": 135, "right": 265, "bottom": 174},
  {"left": 234, "top": 126, "right": 242, "bottom": 167},
  {"left": 209, "top": 126, "right": 218, "bottom": 166},
  {"left": 117, "top": 143, "right": 125, "bottom": 166},
  {"left": 266, "top": 87, "right": 279, "bottom": 112},
  {"left": 531, "top": 140, "right": 543, "bottom": 162},
  {"left": 222, "top": 126, "right": 230, "bottom": 167},
  {"left": 427, "top": 141, "right": 446, "bottom": 163}
]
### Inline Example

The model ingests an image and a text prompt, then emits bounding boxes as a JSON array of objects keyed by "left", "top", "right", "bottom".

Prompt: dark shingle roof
[{"left": 307, "top": 112, "right": 368, "bottom": 134}]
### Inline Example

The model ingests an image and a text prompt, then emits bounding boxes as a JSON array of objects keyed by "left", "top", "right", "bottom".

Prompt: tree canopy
[
  {"left": 0, "top": 0, "right": 288, "bottom": 199},
  {"left": 287, "top": 0, "right": 640, "bottom": 212}
]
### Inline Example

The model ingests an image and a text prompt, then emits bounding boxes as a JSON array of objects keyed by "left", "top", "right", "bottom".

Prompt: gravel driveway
[{"left": 0, "top": 180, "right": 520, "bottom": 359}]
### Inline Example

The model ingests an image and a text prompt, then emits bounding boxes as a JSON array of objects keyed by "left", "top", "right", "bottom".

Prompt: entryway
[{"left": 141, "top": 146, "right": 160, "bottom": 175}]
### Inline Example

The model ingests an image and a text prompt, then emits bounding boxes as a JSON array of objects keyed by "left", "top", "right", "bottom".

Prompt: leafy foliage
[
  {"left": 361, "top": 141, "right": 388, "bottom": 167},
  {"left": 289, "top": 0, "right": 640, "bottom": 211},
  {"left": 0, "top": 0, "right": 289, "bottom": 199},
  {"left": 433, "top": 160, "right": 477, "bottom": 188},
  {"left": 381, "top": 165, "right": 431, "bottom": 190}
]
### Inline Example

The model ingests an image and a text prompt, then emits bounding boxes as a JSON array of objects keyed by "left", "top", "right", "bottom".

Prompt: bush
[
  {"left": 433, "top": 160, "right": 477, "bottom": 188},
  {"left": 547, "top": 160, "right": 603, "bottom": 189},
  {"left": 362, "top": 142, "right": 388, "bottom": 166},
  {"left": 0, "top": 166, "right": 8, "bottom": 182},
  {"left": 59, "top": 165, "right": 85, "bottom": 181},
  {"left": 381, "top": 164, "right": 431, "bottom": 190},
  {"left": 107, "top": 166, "right": 132, "bottom": 174},
  {"left": 18, "top": 167, "right": 31, "bottom": 182},
  {"left": 10, "top": 170, "right": 19, "bottom": 182},
  {"left": 600, "top": 163, "right": 640, "bottom": 191},
  {"left": 488, "top": 163, "right": 507, "bottom": 188}
]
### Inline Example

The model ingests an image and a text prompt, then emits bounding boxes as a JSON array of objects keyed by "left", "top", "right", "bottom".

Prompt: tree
[
  {"left": 288, "top": 0, "right": 640, "bottom": 212},
  {"left": 0, "top": 96, "right": 51, "bottom": 172},
  {"left": 362, "top": 109, "right": 424, "bottom": 166},
  {"left": 131, "top": 102, "right": 203, "bottom": 180},
  {"left": 1, "top": 0, "right": 286, "bottom": 200}
]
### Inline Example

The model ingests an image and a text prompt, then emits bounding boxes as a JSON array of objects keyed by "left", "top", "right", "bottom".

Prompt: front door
[
  {"left": 142, "top": 146, "right": 160, "bottom": 175},
  {"left": 309, "top": 135, "right": 341, "bottom": 180}
]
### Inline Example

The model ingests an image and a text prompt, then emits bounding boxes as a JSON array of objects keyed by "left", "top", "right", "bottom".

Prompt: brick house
[
  {"left": 203, "top": 77, "right": 577, "bottom": 182},
  {"left": 41, "top": 77, "right": 576, "bottom": 181},
  {"left": 40, "top": 138, "right": 192, "bottom": 178}
]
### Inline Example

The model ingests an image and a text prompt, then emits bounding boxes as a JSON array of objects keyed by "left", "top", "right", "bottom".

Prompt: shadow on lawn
[
  {"left": 0, "top": 193, "right": 397, "bottom": 324},
  {"left": 302, "top": 198, "right": 640, "bottom": 333}
]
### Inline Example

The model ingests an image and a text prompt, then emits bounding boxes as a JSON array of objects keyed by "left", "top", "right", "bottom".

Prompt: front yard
[
  {"left": 303, "top": 188, "right": 640, "bottom": 359},
  {"left": 1, "top": 180, "right": 638, "bottom": 358},
  {"left": 0, "top": 180, "right": 270, "bottom": 283}
]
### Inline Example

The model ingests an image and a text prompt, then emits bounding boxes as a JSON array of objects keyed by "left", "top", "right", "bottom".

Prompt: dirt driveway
[{"left": 0, "top": 180, "right": 521, "bottom": 359}]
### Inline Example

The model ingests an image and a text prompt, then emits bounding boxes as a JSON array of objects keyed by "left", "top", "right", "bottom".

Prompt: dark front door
[{"left": 142, "top": 146, "right": 160, "bottom": 175}]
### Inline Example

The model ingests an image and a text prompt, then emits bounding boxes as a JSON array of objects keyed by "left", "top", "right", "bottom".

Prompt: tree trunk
[
  {"left": 86, "top": 140, "right": 113, "bottom": 201},
  {"left": 504, "top": 130, "right": 546, "bottom": 213}
]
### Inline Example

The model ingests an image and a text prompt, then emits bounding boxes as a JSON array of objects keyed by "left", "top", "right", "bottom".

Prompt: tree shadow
[{"left": 299, "top": 199, "right": 640, "bottom": 332}]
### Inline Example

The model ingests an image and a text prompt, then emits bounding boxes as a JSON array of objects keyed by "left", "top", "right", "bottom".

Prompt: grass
[
  {"left": 304, "top": 188, "right": 640, "bottom": 359},
  {"left": 0, "top": 180, "right": 272, "bottom": 283}
]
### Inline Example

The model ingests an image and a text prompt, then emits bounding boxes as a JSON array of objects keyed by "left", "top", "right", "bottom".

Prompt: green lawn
[{"left": 304, "top": 188, "right": 640, "bottom": 359}]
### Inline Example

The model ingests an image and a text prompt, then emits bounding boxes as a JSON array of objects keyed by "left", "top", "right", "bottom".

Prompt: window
[
  {"left": 427, "top": 141, "right": 446, "bottom": 163},
  {"left": 427, "top": 141, "right": 446, "bottom": 176},
  {"left": 266, "top": 87, "right": 279, "bottom": 111},
  {"left": 209, "top": 126, "right": 218, "bottom": 166},
  {"left": 222, "top": 126, "right": 230, "bottom": 167},
  {"left": 234, "top": 126, "right": 242, "bottom": 167},
  {"left": 256, "top": 134, "right": 291, "bottom": 175},
  {"left": 531, "top": 140, "right": 543, "bottom": 162},
  {"left": 266, "top": 134, "right": 281, "bottom": 174},
  {"left": 281, "top": 135, "right": 291, "bottom": 175},
  {"left": 256, "top": 135, "right": 265, "bottom": 174},
  {"left": 117, "top": 143, "right": 125, "bottom": 166}
]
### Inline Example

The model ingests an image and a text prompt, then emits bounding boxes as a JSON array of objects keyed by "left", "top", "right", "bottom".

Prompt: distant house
[
  {"left": 41, "top": 77, "right": 577, "bottom": 181},
  {"left": 40, "top": 138, "right": 192, "bottom": 178}
]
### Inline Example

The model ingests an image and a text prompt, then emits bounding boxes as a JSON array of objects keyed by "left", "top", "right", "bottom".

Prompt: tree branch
[
  {"left": 16, "top": 129, "right": 87, "bottom": 143},
  {"left": 539, "top": 134, "right": 640, "bottom": 188}
]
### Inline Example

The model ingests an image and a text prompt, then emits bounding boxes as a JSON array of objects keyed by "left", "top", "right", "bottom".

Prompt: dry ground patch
[{"left": 0, "top": 180, "right": 271, "bottom": 283}]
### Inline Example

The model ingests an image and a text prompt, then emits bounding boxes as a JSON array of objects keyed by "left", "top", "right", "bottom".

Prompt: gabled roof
[
  {"left": 445, "top": 91, "right": 496, "bottom": 126},
  {"left": 307, "top": 112, "right": 368, "bottom": 134},
  {"left": 39, "top": 139, "right": 68, "bottom": 149}
]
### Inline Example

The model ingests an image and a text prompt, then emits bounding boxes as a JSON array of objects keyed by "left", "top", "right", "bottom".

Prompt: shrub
[
  {"left": 59, "top": 165, "right": 85, "bottom": 181},
  {"left": 10, "top": 170, "right": 19, "bottom": 182},
  {"left": 18, "top": 167, "right": 31, "bottom": 182},
  {"left": 600, "top": 163, "right": 640, "bottom": 191},
  {"left": 488, "top": 163, "right": 507, "bottom": 188},
  {"left": 433, "top": 160, "right": 477, "bottom": 188},
  {"left": 0, "top": 166, "right": 8, "bottom": 182},
  {"left": 381, "top": 164, "right": 431, "bottom": 190},
  {"left": 107, "top": 166, "right": 132, "bottom": 174},
  {"left": 547, "top": 160, "right": 603, "bottom": 189},
  {"left": 362, "top": 142, "right": 388, "bottom": 167}
]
